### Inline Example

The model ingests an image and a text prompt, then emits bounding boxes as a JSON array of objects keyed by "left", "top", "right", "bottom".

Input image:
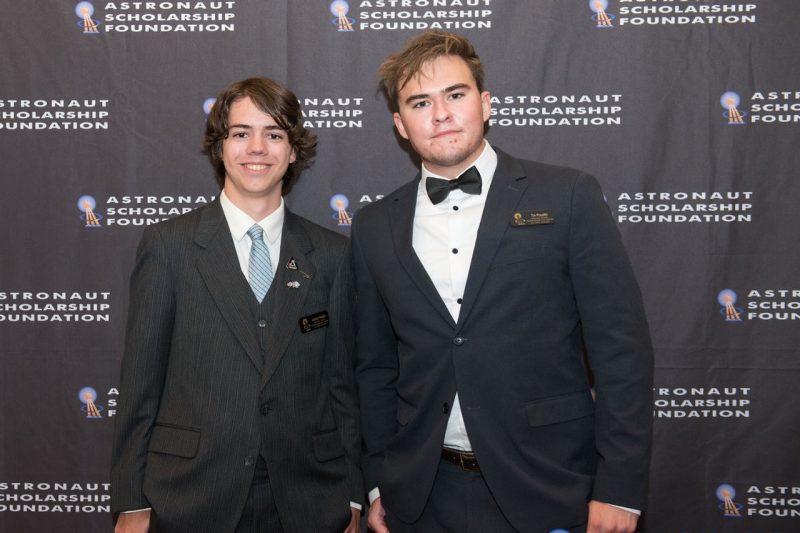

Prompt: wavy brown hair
[
  {"left": 379, "top": 30, "right": 485, "bottom": 113},
  {"left": 203, "top": 77, "right": 317, "bottom": 190}
]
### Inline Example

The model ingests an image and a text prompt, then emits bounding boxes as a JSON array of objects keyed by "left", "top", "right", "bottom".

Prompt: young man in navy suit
[{"left": 352, "top": 31, "right": 653, "bottom": 533}]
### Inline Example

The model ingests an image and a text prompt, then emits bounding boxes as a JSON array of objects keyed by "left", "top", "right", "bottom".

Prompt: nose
[
  {"left": 432, "top": 100, "right": 451, "bottom": 124},
  {"left": 247, "top": 134, "right": 267, "bottom": 154}
]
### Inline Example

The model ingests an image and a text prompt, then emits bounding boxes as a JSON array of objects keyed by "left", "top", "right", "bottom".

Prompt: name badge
[
  {"left": 299, "top": 311, "right": 329, "bottom": 333},
  {"left": 511, "top": 210, "right": 555, "bottom": 226}
]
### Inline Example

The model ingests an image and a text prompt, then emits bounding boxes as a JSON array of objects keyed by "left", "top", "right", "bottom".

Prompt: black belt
[{"left": 441, "top": 447, "right": 480, "bottom": 472}]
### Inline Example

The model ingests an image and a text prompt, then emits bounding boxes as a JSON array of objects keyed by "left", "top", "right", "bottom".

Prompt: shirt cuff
[
  {"left": 350, "top": 501, "right": 362, "bottom": 511},
  {"left": 609, "top": 504, "right": 641, "bottom": 516},
  {"left": 120, "top": 508, "right": 151, "bottom": 513},
  {"left": 368, "top": 487, "right": 381, "bottom": 505}
]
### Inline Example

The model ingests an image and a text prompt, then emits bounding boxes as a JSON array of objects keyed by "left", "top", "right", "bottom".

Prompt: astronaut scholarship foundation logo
[
  {"left": 614, "top": 191, "right": 753, "bottom": 224},
  {"left": 75, "top": 1, "right": 101, "bottom": 33},
  {"left": 74, "top": 1, "right": 237, "bottom": 34},
  {"left": 301, "top": 96, "right": 364, "bottom": 129},
  {"left": 489, "top": 93, "right": 622, "bottom": 128},
  {"left": 0, "top": 481, "right": 111, "bottom": 513},
  {"left": 599, "top": 0, "right": 758, "bottom": 28},
  {"left": 716, "top": 484, "right": 744, "bottom": 517},
  {"left": 721, "top": 90, "right": 800, "bottom": 125},
  {"left": 715, "top": 483, "right": 800, "bottom": 518},
  {"left": 77, "top": 194, "right": 213, "bottom": 227},
  {"left": 329, "top": 1, "right": 356, "bottom": 31},
  {"left": 745, "top": 485, "right": 800, "bottom": 518},
  {"left": 717, "top": 288, "right": 800, "bottom": 322},
  {"left": 721, "top": 91, "right": 747, "bottom": 125},
  {"left": 339, "top": 0, "right": 494, "bottom": 32},
  {"left": 77, "top": 386, "right": 117, "bottom": 418},
  {"left": 589, "top": 0, "right": 614, "bottom": 28},
  {"left": 718, "top": 289, "right": 743, "bottom": 322},
  {"left": 330, "top": 194, "right": 353, "bottom": 226},
  {"left": 654, "top": 386, "right": 750, "bottom": 419},
  {"left": 78, "top": 387, "right": 103, "bottom": 418},
  {"left": 0, "top": 291, "right": 112, "bottom": 323},
  {"left": 77, "top": 195, "right": 103, "bottom": 227},
  {"left": 0, "top": 98, "right": 110, "bottom": 131}
]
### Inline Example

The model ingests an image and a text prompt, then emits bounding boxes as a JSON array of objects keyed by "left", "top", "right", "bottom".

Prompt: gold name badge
[
  {"left": 299, "top": 311, "right": 330, "bottom": 333},
  {"left": 511, "top": 210, "right": 555, "bottom": 226}
]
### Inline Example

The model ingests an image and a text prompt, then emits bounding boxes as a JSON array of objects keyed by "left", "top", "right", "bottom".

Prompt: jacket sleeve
[
  {"left": 110, "top": 225, "right": 175, "bottom": 513},
  {"left": 350, "top": 212, "right": 400, "bottom": 494},
  {"left": 567, "top": 173, "right": 654, "bottom": 511},
  {"left": 324, "top": 239, "right": 365, "bottom": 506}
]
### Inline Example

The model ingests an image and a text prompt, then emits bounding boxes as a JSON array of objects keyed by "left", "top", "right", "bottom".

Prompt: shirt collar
[
  {"left": 419, "top": 141, "right": 498, "bottom": 204},
  {"left": 219, "top": 190, "right": 284, "bottom": 245}
]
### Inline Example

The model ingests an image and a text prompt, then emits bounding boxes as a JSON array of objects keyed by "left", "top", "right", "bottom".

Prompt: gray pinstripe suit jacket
[{"left": 111, "top": 199, "right": 362, "bottom": 533}]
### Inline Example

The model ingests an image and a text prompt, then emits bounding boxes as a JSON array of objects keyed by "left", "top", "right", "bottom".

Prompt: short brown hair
[
  {"left": 203, "top": 77, "right": 317, "bottom": 190},
  {"left": 379, "top": 30, "right": 485, "bottom": 113}
]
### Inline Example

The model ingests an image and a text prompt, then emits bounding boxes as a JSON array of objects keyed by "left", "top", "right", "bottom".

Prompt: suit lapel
[
  {"left": 457, "top": 150, "right": 528, "bottom": 330},
  {"left": 388, "top": 179, "right": 456, "bottom": 328},
  {"left": 260, "top": 210, "right": 316, "bottom": 387},
  {"left": 194, "top": 200, "right": 264, "bottom": 374}
]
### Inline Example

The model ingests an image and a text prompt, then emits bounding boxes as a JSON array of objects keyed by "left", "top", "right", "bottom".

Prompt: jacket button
[
  {"left": 258, "top": 319, "right": 267, "bottom": 328},
  {"left": 453, "top": 337, "right": 465, "bottom": 346},
  {"left": 244, "top": 456, "right": 255, "bottom": 466},
  {"left": 443, "top": 402, "right": 450, "bottom": 414},
  {"left": 260, "top": 402, "right": 271, "bottom": 415}
]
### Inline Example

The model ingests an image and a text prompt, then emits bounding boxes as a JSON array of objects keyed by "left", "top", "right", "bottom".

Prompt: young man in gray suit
[
  {"left": 111, "top": 77, "right": 362, "bottom": 533},
  {"left": 352, "top": 31, "right": 654, "bottom": 533}
]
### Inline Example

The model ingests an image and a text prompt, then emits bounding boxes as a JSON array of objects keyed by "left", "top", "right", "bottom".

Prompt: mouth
[
  {"left": 243, "top": 163, "right": 268, "bottom": 171},
  {"left": 433, "top": 130, "right": 460, "bottom": 139}
]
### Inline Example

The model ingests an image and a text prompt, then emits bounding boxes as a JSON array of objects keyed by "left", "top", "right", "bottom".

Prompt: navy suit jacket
[
  {"left": 111, "top": 200, "right": 362, "bottom": 533},
  {"left": 352, "top": 148, "right": 653, "bottom": 530}
]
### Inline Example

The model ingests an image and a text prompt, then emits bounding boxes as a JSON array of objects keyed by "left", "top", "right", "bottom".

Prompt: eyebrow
[
  {"left": 403, "top": 83, "right": 471, "bottom": 105},
  {"left": 228, "top": 123, "right": 286, "bottom": 131}
]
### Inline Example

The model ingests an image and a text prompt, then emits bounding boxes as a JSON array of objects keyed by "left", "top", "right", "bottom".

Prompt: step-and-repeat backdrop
[{"left": 1, "top": 1, "right": 798, "bottom": 531}]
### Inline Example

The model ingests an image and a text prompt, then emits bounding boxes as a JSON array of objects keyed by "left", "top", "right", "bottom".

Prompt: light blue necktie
[{"left": 247, "top": 224, "right": 273, "bottom": 302}]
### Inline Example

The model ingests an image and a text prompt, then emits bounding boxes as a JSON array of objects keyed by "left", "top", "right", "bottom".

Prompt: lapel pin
[
  {"left": 286, "top": 281, "right": 300, "bottom": 289},
  {"left": 286, "top": 257, "right": 310, "bottom": 278}
]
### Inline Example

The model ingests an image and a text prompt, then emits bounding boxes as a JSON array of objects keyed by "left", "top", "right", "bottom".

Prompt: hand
[
  {"left": 587, "top": 500, "right": 638, "bottom": 533},
  {"left": 115, "top": 509, "right": 151, "bottom": 533},
  {"left": 343, "top": 506, "right": 361, "bottom": 533},
  {"left": 367, "top": 497, "right": 390, "bottom": 533}
]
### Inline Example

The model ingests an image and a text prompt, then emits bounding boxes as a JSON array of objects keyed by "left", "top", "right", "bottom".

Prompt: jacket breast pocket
[
  {"left": 524, "top": 391, "right": 595, "bottom": 427},
  {"left": 147, "top": 423, "right": 200, "bottom": 458}
]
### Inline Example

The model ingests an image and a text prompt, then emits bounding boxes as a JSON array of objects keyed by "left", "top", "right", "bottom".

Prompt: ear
[
  {"left": 290, "top": 147, "right": 297, "bottom": 164},
  {"left": 393, "top": 112, "right": 409, "bottom": 140},
  {"left": 481, "top": 91, "right": 491, "bottom": 123}
]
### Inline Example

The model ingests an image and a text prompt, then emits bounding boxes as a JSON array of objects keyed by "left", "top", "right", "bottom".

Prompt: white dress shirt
[
  {"left": 413, "top": 141, "right": 498, "bottom": 452},
  {"left": 219, "top": 190, "right": 283, "bottom": 280}
]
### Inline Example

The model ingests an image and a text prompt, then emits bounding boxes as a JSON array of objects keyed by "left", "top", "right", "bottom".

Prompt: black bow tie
[{"left": 425, "top": 166, "right": 482, "bottom": 205}]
